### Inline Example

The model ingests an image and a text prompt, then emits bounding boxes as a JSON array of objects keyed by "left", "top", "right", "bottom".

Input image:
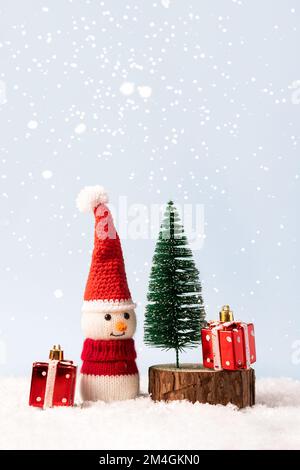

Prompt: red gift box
[
  {"left": 201, "top": 306, "right": 256, "bottom": 371},
  {"left": 29, "top": 345, "right": 77, "bottom": 408}
]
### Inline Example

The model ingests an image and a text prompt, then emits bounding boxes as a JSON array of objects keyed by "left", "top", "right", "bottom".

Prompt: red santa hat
[{"left": 77, "top": 186, "right": 135, "bottom": 314}]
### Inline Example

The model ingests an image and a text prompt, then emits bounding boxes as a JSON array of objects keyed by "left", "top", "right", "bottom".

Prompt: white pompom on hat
[{"left": 76, "top": 185, "right": 109, "bottom": 213}]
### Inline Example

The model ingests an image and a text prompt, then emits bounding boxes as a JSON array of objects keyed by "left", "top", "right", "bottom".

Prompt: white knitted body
[
  {"left": 80, "top": 372, "right": 139, "bottom": 402},
  {"left": 80, "top": 308, "right": 139, "bottom": 402}
]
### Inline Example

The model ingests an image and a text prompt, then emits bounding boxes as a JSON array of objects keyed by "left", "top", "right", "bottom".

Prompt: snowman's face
[{"left": 81, "top": 309, "right": 137, "bottom": 340}]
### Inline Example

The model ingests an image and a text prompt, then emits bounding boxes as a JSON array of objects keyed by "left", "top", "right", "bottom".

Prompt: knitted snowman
[{"left": 77, "top": 186, "right": 139, "bottom": 402}]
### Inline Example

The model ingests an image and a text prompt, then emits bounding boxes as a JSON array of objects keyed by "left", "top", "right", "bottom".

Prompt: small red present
[
  {"left": 29, "top": 345, "right": 77, "bottom": 408},
  {"left": 201, "top": 305, "right": 256, "bottom": 371}
]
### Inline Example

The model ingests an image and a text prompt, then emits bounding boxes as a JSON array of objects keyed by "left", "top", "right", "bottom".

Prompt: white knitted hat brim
[{"left": 82, "top": 299, "right": 136, "bottom": 314}]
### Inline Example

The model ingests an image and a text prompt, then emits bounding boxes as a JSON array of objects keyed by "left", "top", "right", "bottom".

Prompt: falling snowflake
[
  {"left": 138, "top": 86, "right": 152, "bottom": 98},
  {"left": 42, "top": 170, "right": 53, "bottom": 179},
  {"left": 54, "top": 289, "right": 63, "bottom": 299},
  {"left": 74, "top": 123, "right": 87, "bottom": 134},
  {"left": 0, "top": 80, "right": 6, "bottom": 105},
  {"left": 161, "top": 0, "right": 171, "bottom": 8},
  {"left": 119, "top": 82, "right": 135, "bottom": 96},
  {"left": 27, "top": 120, "right": 38, "bottom": 130}
]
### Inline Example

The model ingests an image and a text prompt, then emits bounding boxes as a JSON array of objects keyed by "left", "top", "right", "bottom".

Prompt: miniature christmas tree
[{"left": 144, "top": 201, "right": 206, "bottom": 368}]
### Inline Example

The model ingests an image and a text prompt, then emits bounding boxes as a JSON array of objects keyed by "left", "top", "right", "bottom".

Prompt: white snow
[
  {"left": 0, "top": 376, "right": 300, "bottom": 449},
  {"left": 119, "top": 82, "right": 135, "bottom": 96},
  {"left": 27, "top": 120, "right": 38, "bottom": 130},
  {"left": 74, "top": 123, "right": 87, "bottom": 134},
  {"left": 42, "top": 170, "right": 53, "bottom": 179},
  {"left": 138, "top": 86, "right": 152, "bottom": 98}
]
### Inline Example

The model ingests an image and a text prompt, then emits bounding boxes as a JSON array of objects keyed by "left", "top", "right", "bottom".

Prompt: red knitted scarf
[{"left": 81, "top": 338, "right": 138, "bottom": 376}]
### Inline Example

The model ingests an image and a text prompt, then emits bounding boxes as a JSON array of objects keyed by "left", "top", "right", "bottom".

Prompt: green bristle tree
[{"left": 144, "top": 201, "right": 206, "bottom": 368}]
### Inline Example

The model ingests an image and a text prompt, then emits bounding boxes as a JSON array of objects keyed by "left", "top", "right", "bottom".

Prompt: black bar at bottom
[{"left": 0, "top": 449, "right": 296, "bottom": 466}]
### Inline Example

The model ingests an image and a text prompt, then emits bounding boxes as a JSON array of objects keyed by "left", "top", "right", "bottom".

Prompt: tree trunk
[{"left": 149, "top": 364, "right": 255, "bottom": 409}]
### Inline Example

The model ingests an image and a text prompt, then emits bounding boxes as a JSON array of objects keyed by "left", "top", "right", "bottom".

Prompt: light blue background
[{"left": 0, "top": 0, "right": 299, "bottom": 378}]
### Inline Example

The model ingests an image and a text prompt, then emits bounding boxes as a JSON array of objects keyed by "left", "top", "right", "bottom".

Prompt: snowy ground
[{"left": 1, "top": 376, "right": 300, "bottom": 450}]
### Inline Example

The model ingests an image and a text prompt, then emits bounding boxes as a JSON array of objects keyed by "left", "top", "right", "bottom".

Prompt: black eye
[
  {"left": 124, "top": 312, "right": 130, "bottom": 320},
  {"left": 104, "top": 314, "right": 112, "bottom": 321}
]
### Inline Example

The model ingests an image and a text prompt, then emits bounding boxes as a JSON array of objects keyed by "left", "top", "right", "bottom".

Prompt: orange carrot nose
[{"left": 115, "top": 321, "right": 127, "bottom": 332}]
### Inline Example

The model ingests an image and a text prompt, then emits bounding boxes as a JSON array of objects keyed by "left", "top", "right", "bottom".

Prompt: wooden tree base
[{"left": 149, "top": 364, "right": 255, "bottom": 409}]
